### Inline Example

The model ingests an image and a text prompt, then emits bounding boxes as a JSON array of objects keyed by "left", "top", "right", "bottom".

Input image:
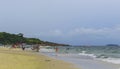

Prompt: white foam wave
[
  {"left": 99, "top": 58, "right": 120, "bottom": 64},
  {"left": 78, "top": 51, "right": 96, "bottom": 58},
  {"left": 78, "top": 52, "right": 120, "bottom": 64},
  {"left": 40, "top": 48, "right": 55, "bottom": 52}
]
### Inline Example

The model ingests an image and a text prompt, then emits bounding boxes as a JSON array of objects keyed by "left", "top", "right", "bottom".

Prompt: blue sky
[{"left": 0, "top": 0, "right": 120, "bottom": 45}]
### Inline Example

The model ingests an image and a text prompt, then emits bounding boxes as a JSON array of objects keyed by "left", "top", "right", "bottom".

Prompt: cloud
[
  {"left": 32, "top": 25, "right": 120, "bottom": 38},
  {"left": 68, "top": 26, "right": 120, "bottom": 36},
  {"left": 37, "top": 29, "right": 63, "bottom": 36},
  {"left": 24, "top": 25, "right": 120, "bottom": 45},
  {"left": 69, "top": 28, "right": 109, "bottom": 35}
]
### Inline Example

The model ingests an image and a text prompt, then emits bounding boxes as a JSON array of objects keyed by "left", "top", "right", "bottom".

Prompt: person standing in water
[
  {"left": 55, "top": 47, "right": 58, "bottom": 56},
  {"left": 56, "top": 47, "right": 58, "bottom": 52}
]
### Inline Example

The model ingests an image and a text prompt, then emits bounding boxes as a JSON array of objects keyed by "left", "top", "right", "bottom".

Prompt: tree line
[{"left": 0, "top": 32, "right": 69, "bottom": 46}]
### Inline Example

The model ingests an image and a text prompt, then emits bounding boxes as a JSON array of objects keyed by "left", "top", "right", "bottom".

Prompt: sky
[{"left": 0, "top": 0, "right": 120, "bottom": 45}]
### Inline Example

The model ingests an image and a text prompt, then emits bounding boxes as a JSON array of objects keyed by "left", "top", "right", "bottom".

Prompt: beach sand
[{"left": 0, "top": 47, "right": 78, "bottom": 69}]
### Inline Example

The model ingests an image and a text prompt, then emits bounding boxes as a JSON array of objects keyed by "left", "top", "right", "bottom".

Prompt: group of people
[
  {"left": 10, "top": 43, "right": 40, "bottom": 52},
  {"left": 31, "top": 44, "right": 40, "bottom": 52},
  {"left": 11, "top": 44, "right": 26, "bottom": 51},
  {"left": 10, "top": 44, "right": 70, "bottom": 54}
]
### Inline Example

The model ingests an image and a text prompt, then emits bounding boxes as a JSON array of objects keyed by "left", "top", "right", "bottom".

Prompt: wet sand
[{"left": 41, "top": 52, "right": 120, "bottom": 69}]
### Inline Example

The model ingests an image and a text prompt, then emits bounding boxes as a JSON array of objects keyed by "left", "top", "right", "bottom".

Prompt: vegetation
[
  {"left": 25, "top": 38, "right": 42, "bottom": 44},
  {"left": 0, "top": 32, "right": 25, "bottom": 45},
  {"left": 0, "top": 32, "right": 69, "bottom": 46}
]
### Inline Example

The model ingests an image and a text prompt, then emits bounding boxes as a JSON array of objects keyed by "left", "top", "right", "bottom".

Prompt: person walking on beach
[
  {"left": 21, "top": 44, "right": 25, "bottom": 51},
  {"left": 36, "top": 44, "right": 40, "bottom": 52},
  {"left": 22, "top": 46, "right": 25, "bottom": 51}
]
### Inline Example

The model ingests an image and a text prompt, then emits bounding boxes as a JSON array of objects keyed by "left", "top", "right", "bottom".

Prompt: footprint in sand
[{"left": 45, "top": 60, "right": 51, "bottom": 62}]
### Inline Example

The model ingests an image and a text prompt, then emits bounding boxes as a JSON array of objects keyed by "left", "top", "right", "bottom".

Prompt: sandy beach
[
  {"left": 1, "top": 46, "right": 120, "bottom": 69},
  {"left": 0, "top": 47, "right": 78, "bottom": 69}
]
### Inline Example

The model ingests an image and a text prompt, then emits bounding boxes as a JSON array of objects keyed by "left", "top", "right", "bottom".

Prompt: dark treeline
[{"left": 0, "top": 32, "right": 69, "bottom": 46}]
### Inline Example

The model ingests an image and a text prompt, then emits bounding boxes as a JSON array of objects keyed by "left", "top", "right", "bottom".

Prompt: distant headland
[
  {"left": 106, "top": 44, "right": 119, "bottom": 46},
  {"left": 0, "top": 32, "right": 69, "bottom": 46}
]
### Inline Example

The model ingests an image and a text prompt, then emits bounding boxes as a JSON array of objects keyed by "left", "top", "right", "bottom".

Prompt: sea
[{"left": 40, "top": 46, "right": 120, "bottom": 65}]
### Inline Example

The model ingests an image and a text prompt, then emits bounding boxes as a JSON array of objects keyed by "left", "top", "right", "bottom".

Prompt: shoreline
[
  {"left": 0, "top": 47, "right": 79, "bottom": 69},
  {"left": 1, "top": 46, "right": 120, "bottom": 69},
  {"left": 40, "top": 52, "right": 120, "bottom": 69}
]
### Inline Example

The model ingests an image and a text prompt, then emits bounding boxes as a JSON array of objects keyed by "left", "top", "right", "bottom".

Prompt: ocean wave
[
  {"left": 78, "top": 51, "right": 96, "bottom": 58},
  {"left": 78, "top": 51, "right": 120, "bottom": 64},
  {"left": 40, "top": 47, "right": 120, "bottom": 65},
  {"left": 97, "top": 58, "right": 120, "bottom": 64}
]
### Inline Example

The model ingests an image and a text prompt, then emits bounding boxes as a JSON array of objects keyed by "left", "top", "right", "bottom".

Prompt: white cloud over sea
[
  {"left": 38, "top": 25, "right": 120, "bottom": 37},
  {"left": 69, "top": 27, "right": 120, "bottom": 36}
]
